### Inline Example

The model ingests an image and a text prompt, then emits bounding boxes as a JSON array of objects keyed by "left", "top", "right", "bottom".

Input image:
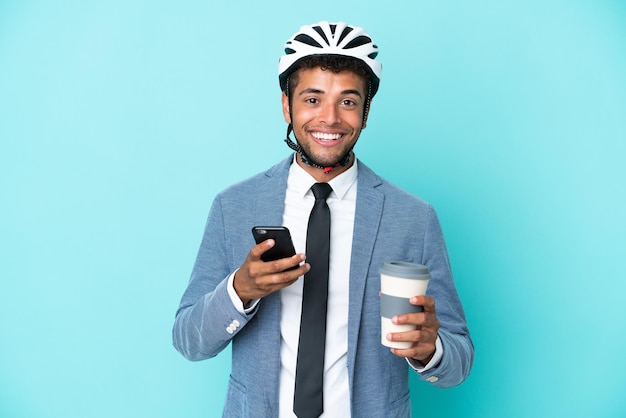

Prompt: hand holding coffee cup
[{"left": 380, "top": 262, "right": 431, "bottom": 349}]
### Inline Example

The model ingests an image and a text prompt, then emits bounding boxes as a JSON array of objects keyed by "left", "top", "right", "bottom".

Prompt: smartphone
[{"left": 251, "top": 226, "right": 298, "bottom": 270}]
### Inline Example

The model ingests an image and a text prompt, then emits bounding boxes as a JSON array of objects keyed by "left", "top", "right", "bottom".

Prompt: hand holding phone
[{"left": 233, "top": 226, "right": 304, "bottom": 304}]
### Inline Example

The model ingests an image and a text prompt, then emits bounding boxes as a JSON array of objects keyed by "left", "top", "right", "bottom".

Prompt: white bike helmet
[{"left": 278, "top": 21, "right": 382, "bottom": 96}]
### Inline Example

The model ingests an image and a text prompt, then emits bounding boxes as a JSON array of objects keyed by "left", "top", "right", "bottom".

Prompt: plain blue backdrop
[{"left": 1, "top": 1, "right": 625, "bottom": 417}]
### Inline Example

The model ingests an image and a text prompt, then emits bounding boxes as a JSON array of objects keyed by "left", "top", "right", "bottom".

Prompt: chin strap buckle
[{"left": 323, "top": 163, "right": 340, "bottom": 174}]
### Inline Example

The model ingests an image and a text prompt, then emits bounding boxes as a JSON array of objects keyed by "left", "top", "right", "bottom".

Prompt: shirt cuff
[
  {"left": 227, "top": 269, "right": 260, "bottom": 315},
  {"left": 406, "top": 335, "right": 443, "bottom": 373}
]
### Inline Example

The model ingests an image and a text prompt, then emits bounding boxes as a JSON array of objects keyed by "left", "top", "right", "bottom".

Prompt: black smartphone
[{"left": 251, "top": 226, "right": 298, "bottom": 270}]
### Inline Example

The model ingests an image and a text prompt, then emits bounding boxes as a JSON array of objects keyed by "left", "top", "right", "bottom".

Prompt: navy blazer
[{"left": 173, "top": 156, "right": 473, "bottom": 417}]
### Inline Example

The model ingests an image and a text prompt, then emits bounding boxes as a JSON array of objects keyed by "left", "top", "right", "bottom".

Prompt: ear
[{"left": 281, "top": 92, "right": 291, "bottom": 124}]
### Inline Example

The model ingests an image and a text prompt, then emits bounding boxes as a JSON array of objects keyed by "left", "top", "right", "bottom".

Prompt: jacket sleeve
[
  {"left": 172, "top": 194, "right": 257, "bottom": 361},
  {"left": 415, "top": 205, "right": 474, "bottom": 387}
]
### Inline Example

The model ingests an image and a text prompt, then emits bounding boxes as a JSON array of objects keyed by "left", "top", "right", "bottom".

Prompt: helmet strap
[{"left": 362, "top": 81, "right": 372, "bottom": 128}]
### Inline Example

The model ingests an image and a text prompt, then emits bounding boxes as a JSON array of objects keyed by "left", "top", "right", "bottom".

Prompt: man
[{"left": 173, "top": 21, "right": 473, "bottom": 417}]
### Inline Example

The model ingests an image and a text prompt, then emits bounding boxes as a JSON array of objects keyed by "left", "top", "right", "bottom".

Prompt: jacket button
[
  {"left": 226, "top": 326, "right": 234, "bottom": 334},
  {"left": 426, "top": 376, "right": 439, "bottom": 383}
]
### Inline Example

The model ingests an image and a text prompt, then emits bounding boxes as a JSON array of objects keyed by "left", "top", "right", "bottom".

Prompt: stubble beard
[{"left": 294, "top": 129, "right": 359, "bottom": 169}]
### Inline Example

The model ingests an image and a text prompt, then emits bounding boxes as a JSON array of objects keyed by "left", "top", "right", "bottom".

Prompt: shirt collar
[{"left": 288, "top": 154, "right": 358, "bottom": 200}]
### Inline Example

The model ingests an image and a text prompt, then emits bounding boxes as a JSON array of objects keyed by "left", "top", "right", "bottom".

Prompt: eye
[
  {"left": 305, "top": 97, "right": 319, "bottom": 104},
  {"left": 342, "top": 99, "right": 357, "bottom": 107}
]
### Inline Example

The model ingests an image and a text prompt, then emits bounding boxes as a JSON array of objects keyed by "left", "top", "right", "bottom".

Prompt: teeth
[{"left": 312, "top": 132, "right": 342, "bottom": 140}]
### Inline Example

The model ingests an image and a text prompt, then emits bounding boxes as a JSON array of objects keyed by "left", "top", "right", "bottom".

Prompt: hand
[
  {"left": 387, "top": 295, "right": 440, "bottom": 364},
  {"left": 233, "top": 239, "right": 309, "bottom": 306}
]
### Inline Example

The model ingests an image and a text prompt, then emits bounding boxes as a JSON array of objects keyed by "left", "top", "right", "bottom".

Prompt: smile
[{"left": 311, "top": 132, "right": 343, "bottom": 141}]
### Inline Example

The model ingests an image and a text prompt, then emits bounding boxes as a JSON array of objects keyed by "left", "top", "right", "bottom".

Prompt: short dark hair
[{"left": 286, "top": 54, "right": 372, "bottom": 97}]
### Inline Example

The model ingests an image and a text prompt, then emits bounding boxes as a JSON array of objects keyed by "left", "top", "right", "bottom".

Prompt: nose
[{"left": 318, "top": 102, "right": 340, "bottom": 125}]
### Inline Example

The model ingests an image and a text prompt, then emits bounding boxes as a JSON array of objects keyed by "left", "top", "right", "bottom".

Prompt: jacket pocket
[
  {"left": 388, "top": 389, "right": 411, "bottom": 418},
  {"left": 222, "top": 375, "right": 248, "bottom": 418}
]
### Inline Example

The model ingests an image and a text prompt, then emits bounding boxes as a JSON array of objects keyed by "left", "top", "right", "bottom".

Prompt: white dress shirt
[{"left": 278, "top": 160, "right": 357, "bottom": 417}]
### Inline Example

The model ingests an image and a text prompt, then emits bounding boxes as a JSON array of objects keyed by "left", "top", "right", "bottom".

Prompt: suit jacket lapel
[
  {"left": 347, "top": 160, "right": 384, "bottom": 386},
  {"left": 253, "top": 156, "right": 292, "bottom": 227}
]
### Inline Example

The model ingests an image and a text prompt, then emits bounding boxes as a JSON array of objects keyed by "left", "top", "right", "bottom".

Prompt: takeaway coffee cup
[{"left": 380, "top": 261, "right": 431, "bottom": 349}]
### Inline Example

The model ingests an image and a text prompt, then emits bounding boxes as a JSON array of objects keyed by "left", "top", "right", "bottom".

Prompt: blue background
[{"left": 1, "top": 1, "right": 625, "bottom": 417}]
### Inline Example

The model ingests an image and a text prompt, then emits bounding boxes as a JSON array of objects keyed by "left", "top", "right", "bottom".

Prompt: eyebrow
[{"left": 298, "top": 88, "right": 363, "bottom": 98}]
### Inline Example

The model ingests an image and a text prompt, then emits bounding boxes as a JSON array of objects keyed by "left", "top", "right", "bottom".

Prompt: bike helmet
[{"left": 278, "top": 21, "right": 382, "bottom": 97}]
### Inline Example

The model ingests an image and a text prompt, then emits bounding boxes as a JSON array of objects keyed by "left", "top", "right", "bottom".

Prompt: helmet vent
[
  {"left": 337, "top": 26, "right": 354, "bottom": 44},
  {"left": 312, "top": 26, "right": 330, "bottom": 45},
  {"left": 344, "top": 35, "right": 372, "bottom": 49},
  {"left": 294, "top": 33, "right": 323, "bottom": 48}
]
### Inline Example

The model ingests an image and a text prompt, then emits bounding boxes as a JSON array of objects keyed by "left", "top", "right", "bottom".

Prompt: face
[{"left": 282, "top": 67, "right": 369, "bottom": 180}]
